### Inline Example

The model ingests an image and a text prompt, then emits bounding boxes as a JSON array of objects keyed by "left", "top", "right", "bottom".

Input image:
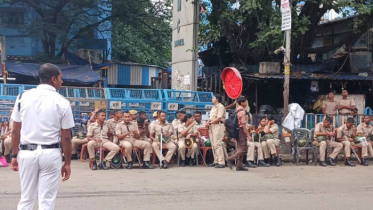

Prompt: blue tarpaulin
[
  {"left": 64, "top": 51, "right": 113, "bottom": 70},
  {"left": 6, "top": 62, "right": 101, "bottom": 84}
]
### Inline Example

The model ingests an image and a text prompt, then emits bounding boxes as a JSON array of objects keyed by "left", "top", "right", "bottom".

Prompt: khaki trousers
[
  {"left": 152, "top": 141, "right": 177, "bottom": 162},
  {"left": 178, "top": 140, "right": 198, "bottom": 160},
  {"left": 120, "top": 140, "right": 152, "bottom": 162},
  {"left": 140, "top": 137, "right": 153, "bottom": 153},
  {"left": 368, "top": 143, "right": 373, "bottom": 157},
  {"left": 228, "top": 128, "right": 248, "bottom": 167},
  {"left": 319, "top": 140, "right": 342, "bottom": 161},
  {"left": 209, "top": 124, "right": 225, "bottom": 165},
  {"left": 247, "top": 141, "right": 263, "bottom": 161},
  {"left": 71, "top": 137, "right": 88, "bottom": 154},
  {"left": 3, "top": 136, "right": 11, "bottom": 155},
  {"left": 339, "top": 140, "right": 367, "bottom": 158},
  {"left": 266, "top": 139, "right": 280, "bottom": 156},
  {"left": 87, "top": 140, "right": 119, "bottom": 161}
]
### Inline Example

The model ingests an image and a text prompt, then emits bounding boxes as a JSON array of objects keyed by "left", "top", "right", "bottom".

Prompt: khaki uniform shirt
[
  {"left": 87, "top": 122, "right": 110, "bottom": 141},
  {"left": 172, "top": 119, "right": 181, "bottom": 135},
  {"left": 356, "top": 123, "right": 373, "bottom": 139},
  {"left": 322, "top": 99, "right": 338, "bottom": 115},
  {"left": 138, "top": 123, "right": 150, "bottom": 140},
  {"left": 337, "top": 124, "right": 355, "bottom": 139},
  {"left": 150, "top": 121, "right": 174, "bottom": 141},
  {"left": 177, "top": 123, "right": 196, "bottom": 142},
  {"left": 106, "top": 118, "right": 122, "bottom": 134},
  {"left": 210, "top": 103, "right": 226, "bottom": 123},
  {"left": 314, "top": 122, "right": 333, "bottom": 141},
  {"left": 149, "top": 120, "right": 159, "bottom": 132},
  {"left": 131, "top": 120, "right": 138, "bottom": 128},
  {"left": 337, "top": 97, "right": 356, "bottom": 114},
  {"left": 266, "top": 123, "right": 279, "bottom": 140},
  {"left": 116, "top": 122, "right": 138, "bottom": 144}
]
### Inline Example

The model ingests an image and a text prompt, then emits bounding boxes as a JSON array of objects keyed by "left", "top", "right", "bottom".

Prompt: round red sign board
[{"left": 220, "top": 67, "right": 243, "bottom": 99}]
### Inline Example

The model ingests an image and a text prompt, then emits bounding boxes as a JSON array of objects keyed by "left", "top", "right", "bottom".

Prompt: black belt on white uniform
[{"left": 20, "top": 143, "right": 60, "bottom": 151}]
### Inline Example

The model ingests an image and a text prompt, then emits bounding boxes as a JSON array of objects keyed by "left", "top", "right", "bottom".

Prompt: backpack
[{"left": 225, "top": 109, "right": 245, "bottom": 140}]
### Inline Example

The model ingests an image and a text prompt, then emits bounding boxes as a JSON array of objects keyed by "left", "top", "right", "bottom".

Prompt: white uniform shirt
[{"left": 11, "top": 84, "right": 75, "bottom": 145}]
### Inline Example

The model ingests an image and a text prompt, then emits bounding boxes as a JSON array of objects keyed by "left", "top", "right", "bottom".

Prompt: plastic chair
[
  {"left": 80, "top": 143, "right": 88, "bottom": 162},
  {"left": 151, "top": 145, "right": 174, "bottom": 165},
  {"left": 292, "top": 128, "right": 317, "bottom": 166},
  {"left": 197, "top": 127, "right": 212, "bottom": 166},
  {"left": 333, "top": 128, "right": 362, "bottom": 164}
]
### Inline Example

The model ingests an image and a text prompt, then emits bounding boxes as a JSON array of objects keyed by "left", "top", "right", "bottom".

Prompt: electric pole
[{"left": 283, "top": 30, "right": 291, "bottom": 118}]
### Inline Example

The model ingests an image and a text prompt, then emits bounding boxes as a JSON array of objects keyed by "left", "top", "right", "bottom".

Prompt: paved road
[{"left": 2, "top": 161, "right": 373, "bottom": 210}]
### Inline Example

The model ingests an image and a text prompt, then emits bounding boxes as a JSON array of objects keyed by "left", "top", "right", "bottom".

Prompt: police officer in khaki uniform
[
  {"left": 205, "top": 94, "right": 226, "bottom": 168},
  {"left": 106, "top": 110, "right": 122, "bottom": 142},
  {"left": 356, "top": 115, "right": 373, "bottom": 158},
  {"left": 322, "top": 92, "right": 338, "bottom": 116},
  {"left": 172, "top": 110, "right": 186, "bottom": 135},
  {"left": 117, "top": 111, "right": 153, "bottom": 169},
  {"left": 336, "top": 117, "right": 368, "bottom": 166},
  {"left": 313, "top": 116, "right": 342, "bottom": 167},
  {"left": 129, "top": 110, "right": 138, "bottom": 127},
  {"left": 87, "top": 110, "right": 120, "bottom": 170},
  {"left": 149, "top": 111, "right": 159, "bottom": 131},
  {"left": 246, "top": 123, "right": 269, "bottom": 168},
  {"left": 150, "top": 111, "right": 176, "bottom": 169},
  {"left": 263, "top": 115, "right": 281, "bottom": 166},
  {"left": 337, "top": 90, "right": 356, "bottom": 123},
  {"left": 177, "top": 114, "right": 198, "bottom": 167}
]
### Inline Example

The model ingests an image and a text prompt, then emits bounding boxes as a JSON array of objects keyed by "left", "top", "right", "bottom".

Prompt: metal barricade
[
  {"left": 303, "top": 114, "right": 366, "bottom": 129},
  {"left": 107, "top": 88, "right": 163, "bottom": 119},
  {"left": 163, "top": 90, "right": 213, "bottom": 121}
]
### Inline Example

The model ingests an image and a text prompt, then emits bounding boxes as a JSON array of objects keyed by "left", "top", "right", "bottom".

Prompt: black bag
[{"left": 225, "top": 109, "right": 245, "bottom": 140}]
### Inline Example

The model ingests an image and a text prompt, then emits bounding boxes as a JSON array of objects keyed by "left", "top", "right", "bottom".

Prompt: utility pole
[
  {"left": 280, "top": 0, "right": 292, "bottom": 118},
  {"left": 283, "top": 30, "right": 291, "bottom": 118}
]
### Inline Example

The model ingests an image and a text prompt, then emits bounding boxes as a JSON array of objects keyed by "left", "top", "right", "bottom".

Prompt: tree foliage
[
  {"left": 111, "top": 0, "right": 172, "bottom": 67},
  {"left": 1, "top": 0, "right": 172, "bottom": 66},
  {"left": 199, "top": 0, "right": 373, "bottom": 65}
]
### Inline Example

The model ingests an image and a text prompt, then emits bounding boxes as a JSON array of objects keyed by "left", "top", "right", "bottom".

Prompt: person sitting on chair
[{"left": 177, "top": 114, "right": 198, "bottom": 167}]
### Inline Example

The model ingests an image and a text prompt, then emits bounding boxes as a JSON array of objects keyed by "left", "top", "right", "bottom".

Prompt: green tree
[
  {"left": 199, "top": 0, "right": 373, "bottom": 65},
  {"left": 111, "top": 0, "right": 172, "bottom": 67}
]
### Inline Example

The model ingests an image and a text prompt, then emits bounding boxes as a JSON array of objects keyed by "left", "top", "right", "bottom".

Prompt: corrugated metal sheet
[
  {"left": 130, "top": 65, "right": 142, "bottom": 85},
  {"left": 118, "top": 64, "right": 131, "bottom": 85},
  {"left": 142, "top": 66, "right": 149, "bottom": 86},
  {"left": 149, "top": 67, "right": 157, "bottom": 85},
  {"left": 108, "top": 64, "right": 118, "bottom": 85}
]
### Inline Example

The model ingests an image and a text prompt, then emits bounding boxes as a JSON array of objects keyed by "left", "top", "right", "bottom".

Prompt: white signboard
[
  {"left": 121, "top": 103, "right": 126, "bottom": 108},
  {"left": 281, "top": 0, "right": 291, "bottom": 31},
  {"left": 79, "top": 102, "right": 90, "bottom": 107},
  {"left": 168, "top": 103, "right": 179, "bottom": 111},
  {"left": 110, "top": 101, "right": 122, "bottom": 109},
  {"left": 151, "top": 102, "right": 162, "bottom": 110},
  {"left": 129, "top": 103, "right": 139, "bottom": 107}
]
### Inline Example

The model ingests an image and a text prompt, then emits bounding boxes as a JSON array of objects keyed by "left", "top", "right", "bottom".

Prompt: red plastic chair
[
  {"left": 80, "top": 143, "right": 88, "bottom": 162},
  {"left": 198, "top": 127, "right": 212, "bottom": 166}
]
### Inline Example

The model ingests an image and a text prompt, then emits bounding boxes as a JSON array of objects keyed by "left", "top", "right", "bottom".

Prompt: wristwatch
[{"left": 11, "top": 154, "right": 17, "bottom": 158}]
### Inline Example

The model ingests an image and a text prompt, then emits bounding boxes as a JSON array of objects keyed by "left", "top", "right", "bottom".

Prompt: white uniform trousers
[{"left": 17, "top": 145, "right": 62, "bottom": 210}]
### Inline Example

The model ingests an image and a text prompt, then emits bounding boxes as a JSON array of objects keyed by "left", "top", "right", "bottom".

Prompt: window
[{"left": 0, "top": 9, "right": 24, "bottom": 26}]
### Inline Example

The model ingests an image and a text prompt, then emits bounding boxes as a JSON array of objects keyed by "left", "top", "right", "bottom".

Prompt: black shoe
[
  {"left": 92, "top": 160, "right": 98, "bottom": 170},
  {"left": 143, "top": 161, "right": 154, "bottom": 169},
  {"left": 361, "top": 159, "right": 369, "bottom": 166},
  {"left": 180, "top": 160, "right": 186, "bottom": 167},
  {"left": 227, "top": 159, "right": 234, "bottom": 169},
  {"left": 208, "top": 163, "right": 217, "bottom": 167},
  {"left": 185, "top": 157, "right": 190, "bottom": 165},
  {"left": 126, "top": 162, "right": 133, "bottom": 169},
  {"left": 345, "top": 159, "right": 355, "bottom": 167},
  {"left": 189, "top": 159, "right": 195, "bottom": 166},
  {"left": 101, "top": 161, "right": 109, "bottom": 170},
  {"left": 319, "top": 161, "right": 327, "bottom": 167},
  {"left": 258, "top": 160, "right": 270, "bottom": 167},
  {"left": 264, "top": 159, "right": 270, "bottom": 164},
  {"left": 244, "top": 161, "right": 257, "bottom": 168},
  {"left": 215, "top": 164, "right": 225, "bottom": 168},
  {"left": 4, "top": 154, "right": 10, "bottom": 163},
  {"left": 326, "top": 158, "right": 336, "bottom": 166},
  {"left": 71, "top": 154, "right": 78, "bottom": 160},
  {"left": 162, "top": 161, "right": 169, "bottom": 169},
  {"left": 275, "top": 156, "right": 281, "bottom": 167},
  {"left": 236, "top": 167, "right": 249, "bottom": 171}
]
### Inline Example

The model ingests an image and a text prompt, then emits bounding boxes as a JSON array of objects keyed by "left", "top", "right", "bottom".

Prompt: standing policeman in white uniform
[{"left": 11, "top": 63, "right": 75, "bottom": 210}]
